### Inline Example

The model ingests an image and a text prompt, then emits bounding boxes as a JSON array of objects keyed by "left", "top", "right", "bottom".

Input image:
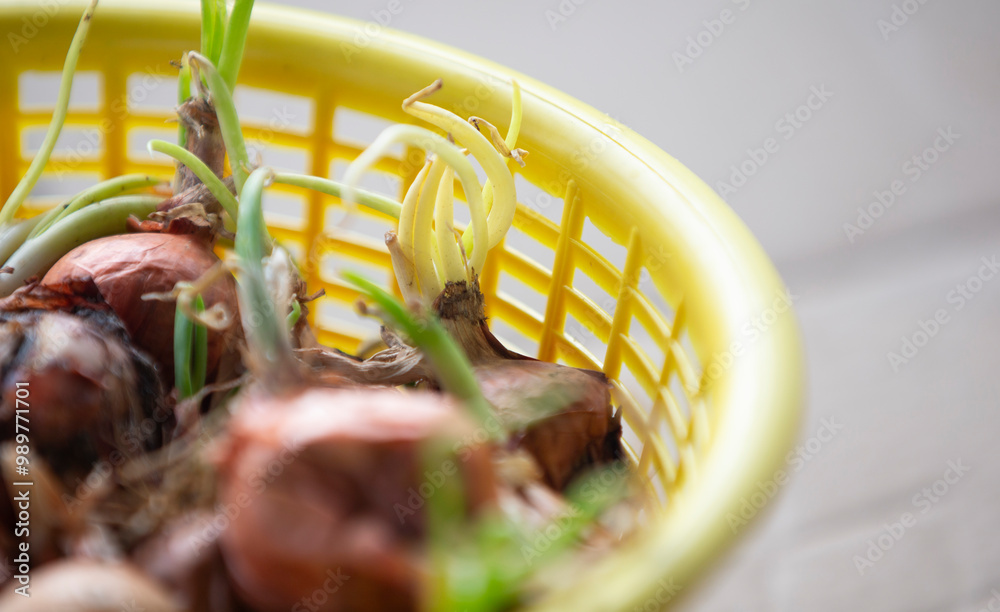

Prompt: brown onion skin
[
  {"left": 133, "top": 511, "right": 246, "bottom": 612},
  {"left": 42, "top": 232, "right": 239, "bottom": 387},
  {"left": 0, "top": 559, "right": 181, "bottom": 611},
  {"left": 475, "top": 359, "right": 622, "bottom": 491},
  {"left": 0, "top": 310, "right": 165, "bottom": 481},
  {"left": 433, "top": 279, "right": 624, "bottom": 491},
  {"left": 0, "top": 477, "right": 13, "bottom": 588},
  {"left": 216, "top": 387, "right": 496, "bottom": 612}
]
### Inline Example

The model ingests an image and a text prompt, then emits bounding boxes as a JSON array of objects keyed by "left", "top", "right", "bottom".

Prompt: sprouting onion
[
  {"left": 347, "top": 82, "right": 623, "bottom": 491},
  {"left": 344, "top": 271, "right": 497, "bottom": 435}
]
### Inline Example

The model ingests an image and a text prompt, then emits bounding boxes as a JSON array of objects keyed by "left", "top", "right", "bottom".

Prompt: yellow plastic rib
[
  {"left": 602, "top": 228, "right": 644, "bottom": 381},
  {"left": 303, "top": 89, "right": 334, "bottom": 308},
  {"left": 538, "top": 179, "right": 582, "bottom": 362},
  {"left": 0, "top": 62, "right": 19, "bottom": 202}
]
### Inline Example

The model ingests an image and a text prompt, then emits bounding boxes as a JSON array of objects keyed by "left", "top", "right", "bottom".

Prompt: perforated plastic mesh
[{"left": 1, "top": 63, "right": 709, "bottom": 503}]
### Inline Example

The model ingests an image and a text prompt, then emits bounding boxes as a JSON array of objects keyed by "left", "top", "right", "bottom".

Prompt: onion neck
[
  {"left": 433, "top": 278, "right": 525, "bottom": 365},
  {"left": 235, "top": 168, "right": 301, "bottom": 391}
]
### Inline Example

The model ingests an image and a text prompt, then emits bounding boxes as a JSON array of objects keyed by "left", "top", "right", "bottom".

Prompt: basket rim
[{"left": 0, "top": 1, "right": 806, "bottom": 609}]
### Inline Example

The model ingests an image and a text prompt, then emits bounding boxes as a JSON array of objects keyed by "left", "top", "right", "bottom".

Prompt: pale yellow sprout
[
  {"left": 402, "top": 80, "right": 516, "bottom": 258},
  {"left": 342, "top": 124, "right": 489, "bottom": 278},
  {"left": 434, "top": 165, "right": 466, "bottom": 283},
  {"left": 411, "top": 155, "right": 448, "bottom": 298}
]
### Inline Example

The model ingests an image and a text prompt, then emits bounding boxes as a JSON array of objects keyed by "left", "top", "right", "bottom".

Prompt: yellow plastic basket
[{"left": 0, "top": 1, "right": 805, "bottom": 609}]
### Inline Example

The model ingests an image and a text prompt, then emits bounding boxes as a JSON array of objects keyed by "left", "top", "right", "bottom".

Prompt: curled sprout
[
  {"left": 469, "top": 117, "right": 527, "bottom": 168},
  {"left": 473, "top": 78, "right": 523, "bottom": 221},
  {"left": 343, "top": 80, "right": 525, "bottom": 308},
  {"left": 342, "top": 124, "right": 489, "bottom": 281},
  {"left": 401, "top": 80, "right": 518, "bottom": 257}
]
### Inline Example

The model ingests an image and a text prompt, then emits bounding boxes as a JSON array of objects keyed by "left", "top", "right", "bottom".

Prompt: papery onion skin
[
  {"left": 434, "top": 279, "right": 624, "bottom": 491},
  {"left": 476, "top": 359, "right": 622, "bottom": 491},
  {"left": 0, "top": 559, "right": 181, "bottom": 611},
  {"left": 216, "top": 387, "right": 496, "bottom": 612},
  {"left": 0, "top": 477, "right": 14, "bottom": 588},
  {"left": 42, "top": 231, "right": 240, "bottom": 388},
  {"left": 0, "top": 309, "right": 165, "bottom": 481},
  {"left": 173, "top": 97, "right": 226, "bottom": 198},
  {"left": 133, "top": 511, "right": 243, "bottom": 612}
]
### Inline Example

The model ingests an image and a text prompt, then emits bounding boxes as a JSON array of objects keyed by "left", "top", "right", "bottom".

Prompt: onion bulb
[
  {"left": 215, "top": 386, "right": 496, "bottom": 612},
  {"left": 41, "top": 229, "right": 240, "bottom": 388},
  {"left": 433, "top": 280, "right": 623, "bottom": 491},
  {"left": 0, "top": 307, "right": 164, "bottom": 481},
  {"left": 0, "top": 559, "right": 180, "bottom": 611},
  {"left": 132, "top": 511, "right": 240, "bottom": 612}
]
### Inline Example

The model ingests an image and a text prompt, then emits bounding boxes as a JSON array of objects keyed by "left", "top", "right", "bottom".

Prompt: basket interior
[{"left": 3, "top": 54, "right": 708, "bottom": 516}]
